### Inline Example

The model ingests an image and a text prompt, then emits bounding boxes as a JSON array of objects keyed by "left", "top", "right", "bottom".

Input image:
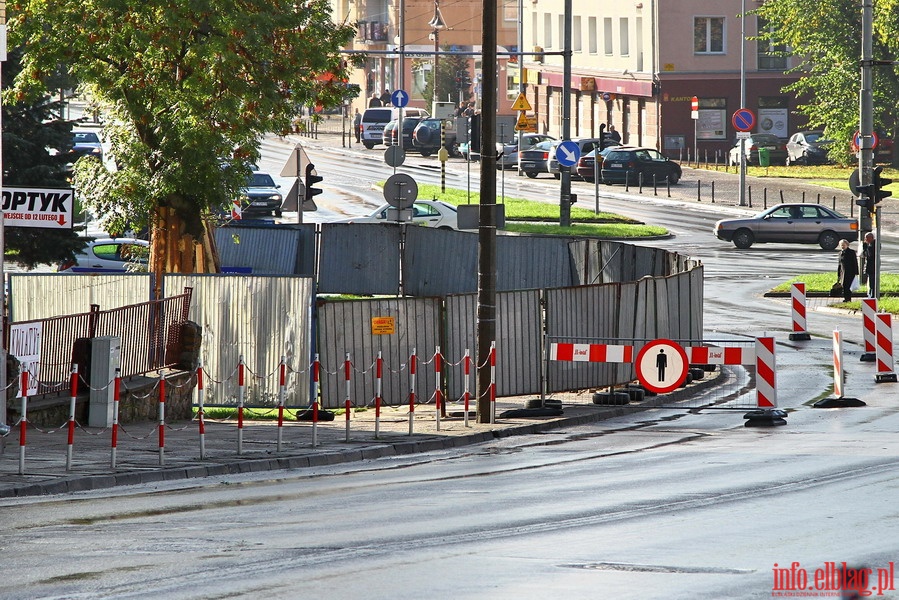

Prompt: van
[{"left": 360, "top": 107, "right": 428, "bottom": 149}]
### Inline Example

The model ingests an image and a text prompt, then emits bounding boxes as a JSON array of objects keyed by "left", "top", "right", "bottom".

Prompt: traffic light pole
[{"left": 859, "top": 0, "right": 877, "bottom": 295}]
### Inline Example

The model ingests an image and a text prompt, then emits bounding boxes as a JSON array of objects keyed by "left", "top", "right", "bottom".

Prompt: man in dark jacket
[
  {"left": 837, "top": 239, "right": 859, "bottom": 303},
  {"left": 862, "top": 232, "right": 876, "bottom": 298}
]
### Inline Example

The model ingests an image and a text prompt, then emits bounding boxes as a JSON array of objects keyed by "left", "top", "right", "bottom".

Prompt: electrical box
[{"left": 88, "top": 336, "right": 122, "bottom": 427}]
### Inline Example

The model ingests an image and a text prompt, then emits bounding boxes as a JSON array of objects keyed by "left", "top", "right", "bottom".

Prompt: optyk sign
[{"left": 2, "top": 187, "right": 75, "bottom": 229}]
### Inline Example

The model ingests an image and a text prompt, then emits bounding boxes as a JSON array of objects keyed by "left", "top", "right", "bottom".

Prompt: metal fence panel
[
  {"left": 404, "top": 226, "right": 478, "bottom": 296},
  {"left": 8, "top": 273, "right": 153, "bottom": 321},
  {"left": 317, "top": 297, "right": 441, "bottom": 409},
  {"left": 214, "top": 224, "right": 315, "bottom": 275},
  {"left": 498, "top": 235, "right": 575, "bottom": 291},
  {"left": 318, "top": 223, "right": 401, "bottom": 295},
  {"left": 165, "top": 275, "right": 313, "bottom": 407}
]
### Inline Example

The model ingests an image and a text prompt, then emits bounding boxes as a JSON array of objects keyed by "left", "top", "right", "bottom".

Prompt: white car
[
  {"left": 57, "top": 238, "right": 149, "bottom": 273},
  {"left": 331, "top": 200, "right": 459, "bottom": 229}
]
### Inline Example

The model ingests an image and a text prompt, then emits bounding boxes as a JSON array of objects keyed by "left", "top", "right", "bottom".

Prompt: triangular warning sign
[
  {"left": 511, "top": 93, "right": 532, "bottom": 112},
  {"left": 515, "top": 113, "right": 530, "bottom": 131}
]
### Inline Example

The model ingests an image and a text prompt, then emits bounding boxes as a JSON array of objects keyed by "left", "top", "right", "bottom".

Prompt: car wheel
[
  {"left": 667, "top": 171, "right": 680, "bottom": 185},
  {"left": 420, "top": 150, "right": 432, "bottom": 157},
  {"left": 819, "top": 231, "right": 840, "bottom": 251},
  {"left": 785, "top": 155, "right": 793, "bottom": 167},
  {"left": 733, "top": 229, "right": 754, "bottom": 249},
  {"left": 274, "top": 209, "right": 282, "bottom": 217},
  {"left": 525, "top": 171, "right": 538, "bottom": 179},
  {"left": 363, "top": 141, "right": 375, "bottom": 149}
]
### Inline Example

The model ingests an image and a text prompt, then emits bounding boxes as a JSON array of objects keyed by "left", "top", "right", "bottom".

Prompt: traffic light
[
  {"left": 305, "top": 163, "right": 323, "bottom": 202},
  {"left": 460, "top": 71, "right": 472, "bottom": 91},
  {"left": 873, "top": 165, "right": 893, "bottom": 204},
  {"left": 856, "top": 184, "right": 875, "bottom": 212}
]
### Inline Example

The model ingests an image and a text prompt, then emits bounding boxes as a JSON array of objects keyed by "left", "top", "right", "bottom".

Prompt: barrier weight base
[{"left": 813, "top": 397, "right": 866, "bottom": 408}]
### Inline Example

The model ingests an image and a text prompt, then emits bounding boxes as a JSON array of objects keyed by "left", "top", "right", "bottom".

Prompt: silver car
[
  {"left": 57, "top": 238, "right": 149, "bottom": 273},
  {"left": 714, "top": 203, "right": 859, "bottom": 250},
  {"left": 330, "top": 200, "right": 459, "bottom": 229}
]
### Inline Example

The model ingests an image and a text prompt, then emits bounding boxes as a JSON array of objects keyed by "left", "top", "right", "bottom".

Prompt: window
[
  {"left": 502, "top": 0, "right": 517, "bottom": 23},
  {"left": 619, "top": 18, "right": 629, "bottom": 56},
  {"left": 558, "top": 15, "right": 564, "bottom": 53},
  {"left": 757, "top": 16, "right": 787, "bottom": 70},
  {"left": 588, "top": 17, "right": 597, "bottom": 54},
  {"left": 694, "top": 16, "right": 724, "bottom": 54},
  {"left": 531, "top": 13, "right": 538, "bottom": 47},
  {"left": 603, "top": 18, "right": 613, "bottom": 55},
  {"left": 544, "top": 13, "right": 552, "bottom": 48},
  {"left": 573, "top": 16, "right": 582, "bottom": 52}
]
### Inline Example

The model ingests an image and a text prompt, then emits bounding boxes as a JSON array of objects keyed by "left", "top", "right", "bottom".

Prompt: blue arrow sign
[
  {"left": 391, "top": 90, "right": 409, "bottom": 108},
  {"left": 555, "top": 141, "right": 581, "bottom": 167}
]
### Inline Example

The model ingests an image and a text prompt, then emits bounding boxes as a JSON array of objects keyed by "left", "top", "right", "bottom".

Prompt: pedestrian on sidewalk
[
  {"left": 861, "top": 231, "right": 876, "bottom": 297},
  {"left": 353, "top": 108, "right": 362, "bottom": 143},
  {"left": 837, "top": 239, "right": 859, "bottom": 303}
]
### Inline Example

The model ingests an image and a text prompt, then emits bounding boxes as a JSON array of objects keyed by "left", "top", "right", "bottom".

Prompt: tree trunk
[{"left": 150, "top": 205, "right": 220, "bottom": 299}]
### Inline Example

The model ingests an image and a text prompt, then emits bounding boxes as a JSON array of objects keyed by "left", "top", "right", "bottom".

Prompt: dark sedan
[
  {"left": 601, "top": 147, "right": 682, "bottom": 185},
  {"left": 576, "top": 146, "right": 633, "bottom": 182},
  {"left": 786, "top": 130, "right": 832, "bottom": 166},
  {"left": 714, "top": 203, "right": 859, "bottom": 250},
  {"left": 518, "top": 140, "right": 555, "bottom": 178}
]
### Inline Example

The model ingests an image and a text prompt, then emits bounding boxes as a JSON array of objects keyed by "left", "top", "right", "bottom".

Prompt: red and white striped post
[
  {"left": 374, "top": 352, "right": 383, "bottom": 439},
  {"left": 463, "top": 349, "right": 471, "bottom": 428},
  {"left": 875, "top": 313, "right": 898, "bottom": 383},
  {"left": 277, "top": 356, "right": 286, "bottom": 453},
  {"left": 788, "top": 283, "right": 811, "bottom": 341},
  {"left": 237, "top": 355, "right": 245, "bottom": 455},
  {"left": 312, "top": 353, "right": 320, "bottom": 448},
  {"left": 19, "top": 370, "right": 29, "bottom": 475},
  {"left": 490, "top": 342, "right": 497, "bottom": 424},
  {"left": 196, "top": 361, "right": 206, "bottom": 460},
  {"left": 111, "top": 369, "right": 121, "bottom": 468},
  {"left": 158, "top": 375, "right": 166, "bottom": 466},
  {"left": 344, "top": 353, "right": 352, "bottom": 442},
  {"left": 66, "top": 364, "right": 79, "bottom": 471},
  {"left": 861, "top": 298, "right": 878, "bottom": 362},
  {"left": 755, "top": 337, "right": 777, "bottom": 408},
  {"left": 833, "top": 330, "right": 844, "bottom": 398},
  {"left": 408, "top": 349, "right": 417, "bottom": 435},
  {"left": 434, "top": 346, "right": 442, "bottom": 432}
]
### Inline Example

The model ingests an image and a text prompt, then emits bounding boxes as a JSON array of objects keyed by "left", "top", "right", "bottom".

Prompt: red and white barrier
[
  {"left": 408, "top": 349, "right": 416, "bottom": 435},
  {"left": 196, "top": 361, "right": 206, "bottom": 460},
  {"left": 789, "top": 283, "right": 811, "bottom": 341},
  {"left": 111, "top": 369, "right": 121, "bottom": 468},
  {"left": 489, "top": 342, "right": 496, "bottom": 424},
  {"left": 344, "top": 353, "right": 352, "bottom": 442},
  {"left": 158, "top": 376, "right": 166, "bottom": 466},
  {"left": 375, "top": 351, "right": 383, "bottom": 439},
  {"left": 755, "top": 337, "right": 777, "bottom": 408},
  {"left": 237, "top": 355, "right": 245, "bottom": 455},
  {"left": 312, "top": 354, "right": 321, "bottom": 448},
  {"left": 434, "top": 346, "right": 443, "bottom": 432},
  {"left": 66, "top": 365, "right": 79, "bottom": 471},
  {"left": 19, "top": 371, "right": 29, "bottom": 476},
  {"left": 277, "top": 357, "right": 286, "bottom": 452},
  {"left": 550, "top": 343, "right": 633, "bottom": 363},
  {"left": 875, "top": 313, "right": 897, "bottom": 383},
  {"left": 862, "top": 298, "right": 878, "bottom": 361},
  {"left": 463, "top": 349, "right": 471, "bottom": 428},
  {"left": 833, "top": 330, "right": 844, "bottom": 398}
]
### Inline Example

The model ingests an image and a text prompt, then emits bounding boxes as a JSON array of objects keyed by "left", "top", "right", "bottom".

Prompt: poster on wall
[
  {"left": 697, "top": 109, "right": 726, "bottom": 140},
  {"left": 757, "top": 108, "right": 789, "bottom": 138},
  {"left": 9, "top": 322, "right": 42, "bottom": 397}
]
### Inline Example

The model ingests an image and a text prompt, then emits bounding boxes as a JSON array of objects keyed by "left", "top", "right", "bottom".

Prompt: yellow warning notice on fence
[
  {"left": 511, "top": 93, "right": 532, "bottom": 112},
  {"left": 371, "top": 316, "right": 396, "bottom": 335}
]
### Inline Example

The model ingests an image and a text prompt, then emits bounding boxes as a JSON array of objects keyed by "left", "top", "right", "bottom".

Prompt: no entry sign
[
  {"left": 2, "top": 187, "right": 75, "bottom": 229},
  {"left": 635, "top": 339, "right": 689, "bottom": 394}
]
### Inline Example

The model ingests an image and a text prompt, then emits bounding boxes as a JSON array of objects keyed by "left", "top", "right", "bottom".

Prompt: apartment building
[{"left": 520, "top": 0, "right": 802, "bottom": 155}]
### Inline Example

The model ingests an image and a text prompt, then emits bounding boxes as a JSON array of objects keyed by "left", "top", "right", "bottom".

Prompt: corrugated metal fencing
[{"left": 7, "top": 226, "right": 701, "bottom": 409}]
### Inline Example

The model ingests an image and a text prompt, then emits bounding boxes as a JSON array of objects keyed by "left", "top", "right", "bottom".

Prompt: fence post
[
  {"left": 277, "top": 356, "right": 286, "bottom": 453},
  {"left": 344, "top": 353, "right": 352, "bottom": 442},
  {"left": 490, "top": 342, "right": 497, "bottom": 424},
  {"left": 434, "top": 346, "right": 442, "bottom": 432},
  {"left": 237, "top": 355, "right": 245, "bottom": 455},
  {"left": 196, "top": 361, "right": 205, "bottom": 460},
  {"left": 66, "top": 364, "right": 78, "bottom": 471},
  {"left": 463, "top": 349, "right": 471, "bottom": 428},
  {"left": 375, "top": 351, "right": 383, "bottom": 439},
  {"left": 312, "top": 353, "right": 320, "bottom": 448},
  {"left": 19, "top": 370, "right": 28, "bottom": 476},
  {"left": 111, "top": 369, "right": 121, "bottom": 468},
  {"left": 408, "top": 348, "right": 416, "bottom": 436},
  {"left": 158, "top": 375, "right": 166, "bottom": 466}
]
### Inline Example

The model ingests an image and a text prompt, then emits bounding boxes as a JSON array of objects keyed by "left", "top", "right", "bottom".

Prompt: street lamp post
[{"left": 428, "top": 1, "right": 446, "bottom": 112}]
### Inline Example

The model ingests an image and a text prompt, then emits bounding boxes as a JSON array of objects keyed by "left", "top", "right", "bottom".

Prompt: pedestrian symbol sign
[
  {"left": 635, "top": 339, "right": 689, "bottom": 394},
  {"left": 511, "top": 93, "right": 532, "bottom": 112}
]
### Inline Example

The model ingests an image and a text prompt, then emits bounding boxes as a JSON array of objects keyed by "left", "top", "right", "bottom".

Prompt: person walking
[
  {"left": 837, "top": 239, "right": 859, "bottom": 303},
  {"left": 607, "top": 124, "right": 622, "bottom": 143},
  {"left": 353, "top": 108, "right": 362, "bottom": 143},
  {"left": 368, "top": 93, "right": 382, "bottom": 108},
  {"left": 380, "top": 88, "right": 392, "bottom": 106},
  {"left": 862, "top": 232, "right": 876, "bottom": 298}
]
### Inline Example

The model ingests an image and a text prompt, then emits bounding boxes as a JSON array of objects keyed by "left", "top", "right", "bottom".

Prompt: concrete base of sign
[
  {"left": 860, "top": 352, "right": 876, "bottom": 362},
  {"left": 743, "top": 409, "right": 788, "bottom": 427},
  {"left": 813, "top": 397, "right": 866, "bottom": 408},
  {"left": 788, "top": 332, "right": 812, "bottom": 341}
]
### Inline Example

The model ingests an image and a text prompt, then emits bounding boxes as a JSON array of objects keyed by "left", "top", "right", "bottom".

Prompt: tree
[
  {"left": 421, "top": 46, "right": 473, "bottom": 107},
  {"left": 753, "top": 0, "right": 899, "bottom": 165},
  {"left": 7, "top": 0, "right": 356, "bottom": 290},
  {"left": 1, "top": 49, "right": 88, "bottom": 270}
]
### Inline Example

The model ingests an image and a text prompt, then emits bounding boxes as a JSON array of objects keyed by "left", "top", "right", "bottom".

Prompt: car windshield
[
  {"left": 804, "top": 132, "right": 824, "bottom": 143},
  {"left": 604, "top": 150, "right": 632, "bottom": 161},
  {"left": 249, "top": 173, "right": 276, "bottom": 187},
  {"left": 751, "top": 134, "right": 781, "bottom": 144},
  {"left": 74, "top": 132, "right": 100, "bottom": 143},
  {"left": 533, "top": 141, "right": 554, "bottom": 151}
]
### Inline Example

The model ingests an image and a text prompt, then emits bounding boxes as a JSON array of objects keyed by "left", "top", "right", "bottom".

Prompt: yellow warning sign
[
  {"left": 371, "top": 316, "right": 396, "bottom": 335},
  {"left": 511, "top": 93, "right": 532, "bottom": 112},
  {"left": 515, "top": 113, "right": 538, "bottom": 132}
]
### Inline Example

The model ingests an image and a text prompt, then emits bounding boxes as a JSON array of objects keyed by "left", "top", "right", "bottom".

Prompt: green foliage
[
  {"left": 422, "top": 45, "right": 472, "bottom": 106},
  {"left": 1, "top": 48, "right": 88, "bottom": 269},
  {"left": 7, "top": 0, "right": 356, "bottom": 237},
  {"left": 753, "top": 0, "right": 899, "bottom": 165}
]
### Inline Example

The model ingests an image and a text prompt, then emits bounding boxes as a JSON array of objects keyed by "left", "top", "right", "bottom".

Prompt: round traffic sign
[
  {"left": 384, "top": 146, "right": 406, "bottom": 168},
  {"left": 391, "top": 89, "right": 409, "bottom": 108},
  {"left": 691, "top": 96, "right": 699, "bottom": 111},
  {"left": 732, "top": 108, "right": 756, "bottom": 132},
  {"left": 555, "top": 140, "right": 581, "bottom": 167},
  {"left": 383, "top": 173, "right": 418, "bottom": 209},
  {"left": 635, "top": 339, "right": 689, "bottom": 394},
  {"left": 852, "top": 130, "right": 879, "bottom": 152}
]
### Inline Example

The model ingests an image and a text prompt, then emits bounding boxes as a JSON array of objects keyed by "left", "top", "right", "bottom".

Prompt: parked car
[
  {"left": 360, "top": 106, "right": 429, "bottom": 149},
  {"left": 239, "top": 171, "right": 283, "bottom": 217},
  {"left": 786, "top": 130, "right": 833, "bottom": 166},
  {"left": 411, "top": 118, "right": 458, "bottom": 157},
  {"left": 71, "top": 130, "right": 103, "bottom": 159},
  {"left": 57, "top": 238, "right": 149, "bottom": 273},
  {"left": 728, "top": 133, "right": 788, "bottom": 166},
  {"left": 713, "top": 203, "right": 859, "bottom": 250},
  {"left": 601, "top": 147, "right": 682, "bottom": 185},
  {"left": 460, "top": 133, "right": 556, "bottom": 169},
  {"left": 518, "top": 140, "right": 555, "bottom": 178},
  {"left": 330, "top": 199, "right": 459, "bottom": 229},
  {"left": 382, "top": 119, "right": 398, "bottom": 147},
  {"left": 548, "top": 138, "right": 605, "bottom": 179},
  {"left": 575, "top": 145, "right": 633, "bottom": 182},
  {"left": 387, "top": 116, "right": 426, "bottom": 151}
]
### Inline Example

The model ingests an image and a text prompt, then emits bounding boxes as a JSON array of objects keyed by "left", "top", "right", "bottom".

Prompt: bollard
[
  {"left": 158, "top": 376, "right": 166, "bottom": 466},
  {"left": 375, "top": 351, "right": 383, "bottom": 439},
  {"left": 744, "top": 337, "right": 787, "bottom": 426},
  {"left": 463, "top": 349, "right": 471, "bottom": 428},
  {"left": 861, "top": 298, "right": 878, "bottom": 362},
  {"left": 711, "top": 180, "right": 715, "bottom": 204},
  {"left": 697, "top": 180, "right": 701, "bottom": 202},
  {"left": 19, "top": 371, "right": 29, "bottom": 476},
  {"left": 66, "top": 365, "right": 79, "bottom": 471},
  {"left": 312, "top": 354, "right": 320, "bottom": 448},
  {"left": 408, "top": 348, "right": 416, "bottom": 436},
  {"left": 237, "top": 355, "right": 245, "bottom": 455},
  {"left": 814, "top": 330, "right": 865, "bottom": 407},
  {"left": 652, "top": 174, "right": 657, "bottom": 196},
  {"left": 434, "top": 346, "right": 442, "bottom": 431},
  {"left": 277, "top": 357, "right": 286, "bottom": 453},
  {"left": 875, "top": 313, "right": 898, "bottom": 382},
  {"left": 344, "top": 353, "right": 352, "bottom": 442},
  {"left": 490, "top": 342, "right": 497, "bottom": 424},
  {"left": 111, "top": 369, "right": 121, "bottom": 468},
  {"left": 788, "top": 283, "right": 811, "bottom": 341},
  {"left": 196, "top": 361, "right": 206, "bottom": 460}
]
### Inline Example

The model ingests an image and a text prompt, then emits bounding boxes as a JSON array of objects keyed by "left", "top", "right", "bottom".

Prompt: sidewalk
[{"left": 0, "top": 392, "right": 670, "bottom": 499}]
